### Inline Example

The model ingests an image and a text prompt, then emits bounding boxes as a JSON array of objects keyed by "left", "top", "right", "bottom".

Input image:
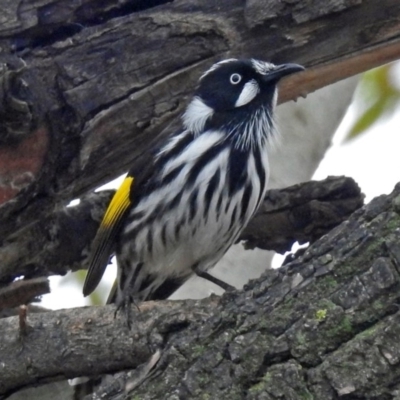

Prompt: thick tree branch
[
  {"left": 1, "top": 183, "right": 400, "bottom": 399},
  {"left": 241, "top": 176, "right": 363, "bottom": 252}
]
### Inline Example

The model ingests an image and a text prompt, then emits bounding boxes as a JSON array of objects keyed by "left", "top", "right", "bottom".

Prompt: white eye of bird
[{"left": 230, "top": 73, "right": 242, "bottom": 85}]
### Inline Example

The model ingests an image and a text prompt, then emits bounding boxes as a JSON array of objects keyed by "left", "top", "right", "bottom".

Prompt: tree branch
[
  {"left": 1, "top": 182, "right": 399, "bottom": 399},
  {"left": 241, "top": 176, "right": 363, "bottom": 252},
  {"left": 0, "top": 278, "right": 49, "bottom": 310}
]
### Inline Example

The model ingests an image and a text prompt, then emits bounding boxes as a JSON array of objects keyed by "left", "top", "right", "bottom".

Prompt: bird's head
[{"left": 183, "top": 58, "right": 304, "bottom": 147}]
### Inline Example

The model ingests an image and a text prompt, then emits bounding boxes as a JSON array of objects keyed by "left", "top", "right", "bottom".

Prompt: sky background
[
  {"left": 315, "top": 104, "right": 400, "bottom": 203},
  {"left": 40, "top": 65, "right": 400, "bottom": 310}
]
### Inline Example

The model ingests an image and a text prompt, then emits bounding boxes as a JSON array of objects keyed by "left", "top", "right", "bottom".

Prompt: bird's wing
[
  {"left": 83, "top": 175, "right": 134, "bottom": 296},
  {"left": 83, "top": 118, "right": 186, "bottom": 298}
]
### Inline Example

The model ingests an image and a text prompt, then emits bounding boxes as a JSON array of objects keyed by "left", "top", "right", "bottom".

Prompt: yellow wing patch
[
  {"left": 101, "top": 176, "right": 134, "bottom": 228},
  {"left": 83, "top": 176, "right": 134, "bottom": 297}
]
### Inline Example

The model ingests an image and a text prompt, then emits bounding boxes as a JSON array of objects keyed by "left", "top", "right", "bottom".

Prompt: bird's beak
[{"left": 262, "top": 63, "right": 305, "bottom": 83}]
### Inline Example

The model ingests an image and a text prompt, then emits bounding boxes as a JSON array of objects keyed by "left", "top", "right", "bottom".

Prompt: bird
[{"left": 83, "top": 58, "right": 304, "bottom": 322}]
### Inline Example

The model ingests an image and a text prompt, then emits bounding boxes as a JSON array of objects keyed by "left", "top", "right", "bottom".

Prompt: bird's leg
[
  {"left": 114, "top": 292, "right": 139, "bottom": 329},
  {"left": 114, "top": 295, "right": 130, "bottom": 328},
  {"left": 124, "top": 296, "right": 133, "bottom": 330},
  {"left": 193, "top": 269, "right": 235, "bottom": 292}
]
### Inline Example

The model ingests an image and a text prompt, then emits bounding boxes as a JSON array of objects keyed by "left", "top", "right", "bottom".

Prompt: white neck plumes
[{"left": 182, "top": 97, "right": 214, "bottom": 135}]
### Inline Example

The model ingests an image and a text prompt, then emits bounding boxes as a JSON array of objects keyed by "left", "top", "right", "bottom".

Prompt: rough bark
[{"left": 1, "top": 183, "right": 400, "bottom": 399}]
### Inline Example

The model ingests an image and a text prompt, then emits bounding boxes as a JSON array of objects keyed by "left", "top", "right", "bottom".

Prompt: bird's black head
[{"left": 182, "top": 58, "right": 304, "bottom": 146}]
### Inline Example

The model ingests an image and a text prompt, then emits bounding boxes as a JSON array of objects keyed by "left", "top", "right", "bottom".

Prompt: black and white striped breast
[{"left": 118, "top": 128, "right": 269, "bottom": 279}]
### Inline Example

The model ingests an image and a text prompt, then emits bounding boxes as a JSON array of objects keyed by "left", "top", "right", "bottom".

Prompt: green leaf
[
  {"left": 345, "top": 63, "right": 400, "bottom": 141},
  {"left": 347, "top": 97, "right": 393, "bottom": 139}
]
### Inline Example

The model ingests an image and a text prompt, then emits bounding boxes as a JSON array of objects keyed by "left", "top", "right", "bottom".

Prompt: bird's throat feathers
[{"left": 182, "top": 95, "right": 277, "bottom": 151}]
